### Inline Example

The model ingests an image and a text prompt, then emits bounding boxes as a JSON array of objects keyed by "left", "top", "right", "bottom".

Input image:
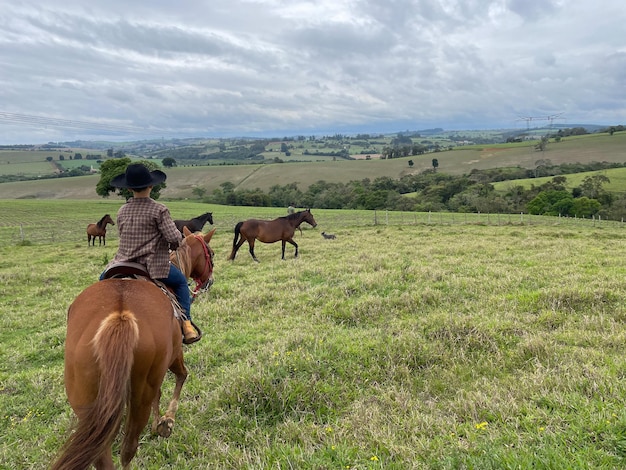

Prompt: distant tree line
[{"left": 200, "top": 161, "right": 626, "bottom": 220}]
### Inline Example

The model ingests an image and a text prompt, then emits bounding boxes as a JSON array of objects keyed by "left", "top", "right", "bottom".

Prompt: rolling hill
[{"left": 0, "top": 131, "right": 625, "bottom": 200}]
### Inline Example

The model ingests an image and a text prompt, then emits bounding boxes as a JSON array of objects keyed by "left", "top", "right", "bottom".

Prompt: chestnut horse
[
  {"left": 87, "top": 214, "right": 115, "bottom": 246},
  {"left": 174, "top": 212, "right": 213, "bottom": 235},
  {"left": 51, "top": 227, "right": 216, "bottom": 470},
  {"left": 228, "top": 209, "right": 317, "bottom": 262}
]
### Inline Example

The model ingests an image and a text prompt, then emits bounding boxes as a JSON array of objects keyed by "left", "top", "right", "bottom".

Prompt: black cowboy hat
[{"left": 111, "top": 163, "right": 167, "bottom": 189}]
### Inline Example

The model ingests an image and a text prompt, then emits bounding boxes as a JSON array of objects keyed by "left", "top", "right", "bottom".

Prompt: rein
[
  {"left": 173, "top": 234, "right": 213, "bottom": 300},
  {"left": 190, "top": 234, "right": 213, "bottom": 299}
]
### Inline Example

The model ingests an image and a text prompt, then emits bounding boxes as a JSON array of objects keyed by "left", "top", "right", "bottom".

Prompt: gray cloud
[{"left": 0, "top": 0, "right": 624, "bottom": 143}]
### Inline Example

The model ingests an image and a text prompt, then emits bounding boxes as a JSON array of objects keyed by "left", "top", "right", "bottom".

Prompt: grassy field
[
  {"left": 1, "top": 132, "right": 626, "bottom": 200},
  {"left": 2, "top": 200, "right": 626, "bottom": 468},
  {"left": 493, "top": 167, "right": 626, "bottom": 195}
]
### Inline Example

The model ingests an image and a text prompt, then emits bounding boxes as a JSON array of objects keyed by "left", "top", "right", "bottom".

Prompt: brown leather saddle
[{"left": 101, "top": 262, "right": 203, "bottom": 343}]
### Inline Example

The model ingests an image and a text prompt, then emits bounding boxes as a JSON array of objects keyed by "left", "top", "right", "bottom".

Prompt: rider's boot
[{"left": 182, "top": 320, "right": 200, "bottom": 344}]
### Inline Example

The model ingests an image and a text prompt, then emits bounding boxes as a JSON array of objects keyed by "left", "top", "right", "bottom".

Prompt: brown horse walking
[
  {"left": 87, "top": 214, "right": 115, "bottom": 246},
  {"left": 51, "top": 227, "right": 216, "bottom": 470},
  {"left": 229, "top": 209, "right": 317, "bottom": 262}
]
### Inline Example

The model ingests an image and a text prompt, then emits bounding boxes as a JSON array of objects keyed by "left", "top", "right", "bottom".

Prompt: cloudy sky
[{"left": 0, "top": 0, "right": 624, "bottom": 144}]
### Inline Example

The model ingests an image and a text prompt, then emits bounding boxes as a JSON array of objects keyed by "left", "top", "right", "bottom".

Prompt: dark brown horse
[
  {"left": 51, "top": 227, "right": 216, "bottom": 470},
  {"left": 87, "top": 214, "right": 115, "bottom": 246},
  {"left": 229, "top": 209, "right": 317, "bottom": 262},
  {"left": 174, "top": 212, "right": 213, "bottom": 234}
]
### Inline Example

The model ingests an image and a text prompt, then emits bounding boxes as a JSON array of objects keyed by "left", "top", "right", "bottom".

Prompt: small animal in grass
[{"left": 321, "top": 231, "right": 336, "bottom": 240}]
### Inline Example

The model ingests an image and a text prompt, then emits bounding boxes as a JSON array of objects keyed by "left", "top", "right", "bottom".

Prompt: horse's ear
[
  {"left": 204, "top": 228, "right": 216, "bottom": 243},
  {"left": 183, "top": 226, "right": 192, "bottom": 237}
]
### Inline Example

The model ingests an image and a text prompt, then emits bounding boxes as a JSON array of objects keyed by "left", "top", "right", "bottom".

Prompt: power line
[
  {"left": 0, "top": 111, "right": 159, "bottom": 135},
  {"left": 516, "top": 112, "right": 565, "bottom": 130}
]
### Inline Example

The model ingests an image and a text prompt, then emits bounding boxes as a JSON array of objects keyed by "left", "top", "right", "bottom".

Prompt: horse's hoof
[{"left": 156, "top": 417, "right": 174, "bottom": 438}]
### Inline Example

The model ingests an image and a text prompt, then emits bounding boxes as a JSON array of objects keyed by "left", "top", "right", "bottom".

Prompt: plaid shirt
[{"left": 110, "top": 197, "right": 182, "bottom": 279}]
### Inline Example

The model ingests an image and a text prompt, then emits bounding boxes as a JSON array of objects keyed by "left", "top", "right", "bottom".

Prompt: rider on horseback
[{"left": 102, "top": 163, "right": 200, "bottom": 344}]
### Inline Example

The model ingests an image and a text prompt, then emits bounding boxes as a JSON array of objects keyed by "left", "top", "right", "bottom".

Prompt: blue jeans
[
  {"left": 158, "top": 264, "right": 192, "bottom": 320},
  {"left": 100, "top": 264, "right": 192, "bottom": 320}
]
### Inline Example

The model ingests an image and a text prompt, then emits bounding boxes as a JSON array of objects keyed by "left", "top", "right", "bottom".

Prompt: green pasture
[
  {"left": 447, "top": 131, "right": 626, "bottom": 171},
  {"left": 2, "top": 200, "right": 626, "bottom": 468},
  {"left": 0, "top": 150, "right": 60, "bottom": 164},
  {"left": 0, "top": 161, "right": 55, "bottom": 176},
  {"left": 0, "top": 148, "right": 104, "bottom": 164},
  {"left": 493, "top": 167, "right": 626, "bottom": 195}
]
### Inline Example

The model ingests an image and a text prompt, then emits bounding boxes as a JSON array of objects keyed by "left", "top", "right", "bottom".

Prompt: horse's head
[
  {"left": 104, "top": 214, "right": 115, "bottom": 226},
  {"left": 202, "top": 212, "right": 214, "bottom": 225},
  {"left": 177, "top": 226, "right": 216, "bottom": 298},
  {"left": 302, "top": 209, "right": 317, "bottom": 228}
]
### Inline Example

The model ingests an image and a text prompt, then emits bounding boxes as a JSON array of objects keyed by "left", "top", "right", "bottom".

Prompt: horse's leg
[
  {"left": 155, "top": 354, "right": 188, "bottom": 438},
  {"left": 248, "top": 239, "right": 259, "bottom": 262},
  {"left": 230, "top": 237, "right": 246, "bottom": 260},
  {"left": 287, "top": 238, "right": 299, "bottom": 257},
  {"left": 281, "top": 240, "right": 286, "bottom": 260},
  {"left": 150, "top": 386, "right": 163, "bottom": 435},
  {"left": 121, "top": 386, "right": 156, "bottom": 467},
  {"left": 121, "top": 372, "right": 158, "bottom": 468},
  {"left": 93, "top": 449, "right": 115, "bottom": 470},
  {"left": 103, "top": 235, "right": 106, "bottom": 246}
]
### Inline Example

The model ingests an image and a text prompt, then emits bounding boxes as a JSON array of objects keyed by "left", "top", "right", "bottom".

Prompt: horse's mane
[
  {"left": 284, "top": 210, "right": 306, "bottom": 221},
  {"left": 97, "top": 214, "right": 110, "bottom": 228},
  {"left": 170, "top": 239, "right": 192, "bottom": 277}
]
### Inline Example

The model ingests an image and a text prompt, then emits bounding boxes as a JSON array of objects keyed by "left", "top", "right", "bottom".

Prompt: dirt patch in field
[
  {"left": 352, "top": 154, "right": 382, "bottom": 160},
  {"left": 480, "top": 147, "right": 507, "bottom": 158}
]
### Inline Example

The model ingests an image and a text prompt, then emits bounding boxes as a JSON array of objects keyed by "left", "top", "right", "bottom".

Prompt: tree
[
  {"left": 527, "top": 190, "right": 573, "bottom": 216},
  {"left": 96, "top": 158, "right": 166, "bottom": 200},
  {"left": 579, "top": 174, "right": 610, "bottom": 199},
  {"left": 535, "top": 135, "right": 549, "bottom": 152},
  {"left": 534, "top": 158, "right": 552, "bottom": 177},
  {"left": 162, "top": 157, "right": 177, "bottom": 168},
  {"left": 432, "top": 158, "right": 439, "bottom": 172},
  {"left": 570, "top": 197, "right": 601, "bottom": 218},
  {"left": 191, "top": 187, "right": 206, "bottom": 199}
]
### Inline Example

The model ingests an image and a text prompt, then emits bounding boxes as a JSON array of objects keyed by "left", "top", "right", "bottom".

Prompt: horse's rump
[{"left": 53, "top": 280, "right": 182, "bottom": 470}]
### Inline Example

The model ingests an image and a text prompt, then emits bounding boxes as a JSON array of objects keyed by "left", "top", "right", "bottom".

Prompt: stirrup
[{"left": 183, "top": 320, "right": 203, "bottom": 345}]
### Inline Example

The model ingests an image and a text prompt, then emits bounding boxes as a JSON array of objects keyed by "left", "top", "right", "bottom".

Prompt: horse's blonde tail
[{"left": 51, "top": 310, "right": 139, "bottom": 470}]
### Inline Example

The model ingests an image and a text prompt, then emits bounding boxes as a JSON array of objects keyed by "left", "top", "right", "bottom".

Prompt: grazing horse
[
  {"left": 174, "top": 212, "right": 213, "bottom": 234},
  {"left": 229, "top": 209, "right": 317, "bottom": 262},
  {"left": 51, "top": 227, "right": 216, "bottom": 470},
  {"left": 87, "top": 214, "right": 115, "bottom": 246}
]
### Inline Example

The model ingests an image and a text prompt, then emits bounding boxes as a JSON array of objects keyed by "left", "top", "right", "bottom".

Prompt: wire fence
[{"left": 2, "top": 210, "right": 625, "bottom": 247}]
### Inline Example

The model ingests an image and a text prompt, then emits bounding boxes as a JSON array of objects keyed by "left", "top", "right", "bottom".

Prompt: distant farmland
[{"left": 0, "top": 132, "right": 625, "bottom": 200}]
